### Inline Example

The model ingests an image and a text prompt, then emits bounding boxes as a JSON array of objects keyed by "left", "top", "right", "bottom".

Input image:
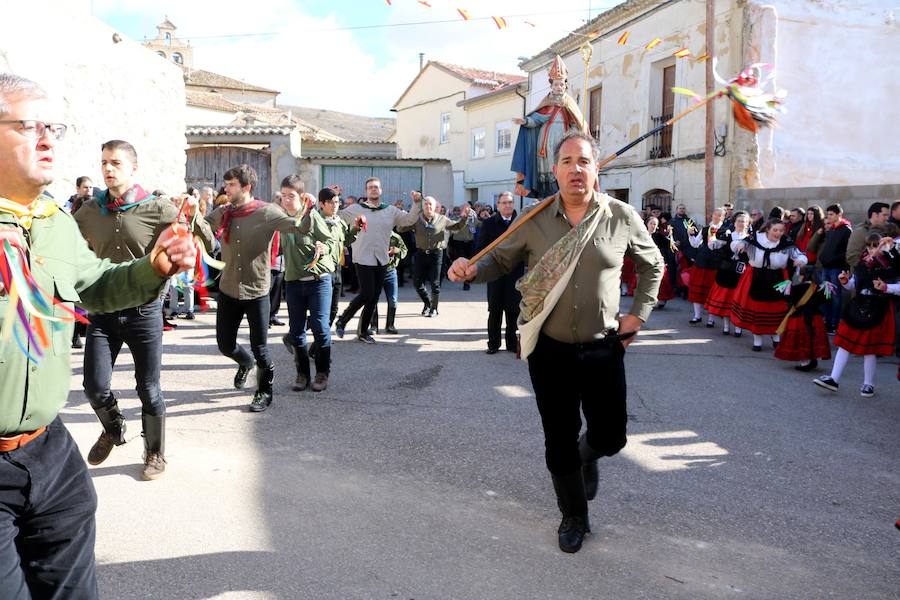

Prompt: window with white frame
[
  {"left": 471, "top": 127, "right": 486, "bottom": 159},
  {"left": 495, "top": 120, "right": 512, "bottom": 155},
  {"left": 439, "top": 113, "right": 450, "bottom": 144}
]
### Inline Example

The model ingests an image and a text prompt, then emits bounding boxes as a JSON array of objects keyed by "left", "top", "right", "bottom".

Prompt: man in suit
[{"left": 473, "top": 191, "right": 524, "bottom": 354}]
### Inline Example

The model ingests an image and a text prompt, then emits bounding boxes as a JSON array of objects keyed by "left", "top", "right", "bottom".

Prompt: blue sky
[{"left": 94, "top": 0, "right": 624, "bottom": 116}]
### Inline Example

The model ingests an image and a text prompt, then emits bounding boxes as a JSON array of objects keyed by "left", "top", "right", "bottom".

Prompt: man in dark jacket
[
  {"left": 473, "top": 191, "right": 524, "bottom": 354},
  {"left": 817, "top": 203, "right": 852, "bottom": 333}
]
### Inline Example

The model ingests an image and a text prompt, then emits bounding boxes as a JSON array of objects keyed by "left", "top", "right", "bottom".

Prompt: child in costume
[{"left": 773, "top": 266, "right": 831, "bottom": 371}]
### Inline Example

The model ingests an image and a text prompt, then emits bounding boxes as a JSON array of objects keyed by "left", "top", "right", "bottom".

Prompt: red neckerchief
[
  {"left": 103, "top": 184, "right": 151, "bottom": 213},
  {"left": 216, "top": 199, "right": 264, "bottom": 243},
  {"left": 270, "top": 231, "right": 280, "bottom": 267}
]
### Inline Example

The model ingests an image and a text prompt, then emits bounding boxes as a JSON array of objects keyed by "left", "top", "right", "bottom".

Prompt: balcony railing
[{"left": 649, "top": 113, "right": 673, "bottom": 159}]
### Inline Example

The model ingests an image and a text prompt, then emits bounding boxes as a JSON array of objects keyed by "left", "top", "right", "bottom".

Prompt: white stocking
[
  {"left": 830, "top": 348, "right": 850, "bottom": 382},
  {"left": 723, "top": 317, "right": 731, "bottom": 333},
  {"left": 863, "top": 355, "right": 877, "bottom": 387},
  {"left": 753, "top": 334, "right": 763, "bottom": 347},
  {"left": 693, "top": 303, "right": 703, "bottom": 319}
]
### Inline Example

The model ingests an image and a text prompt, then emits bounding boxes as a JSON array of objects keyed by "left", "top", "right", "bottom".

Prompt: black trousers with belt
[
  {"left": 487, "top": 274, "right": 521, "bottom": 352},
  {"left": 527, "top": 333, "right": 628, "bottom": 476},
  {"left": 413, "top": 251, "right": 442, "bottom": 306}
]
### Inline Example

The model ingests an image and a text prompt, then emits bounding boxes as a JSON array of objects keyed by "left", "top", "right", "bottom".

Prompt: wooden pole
[{"left": 705, "top": 0, "right": 715, "bottom": 220}]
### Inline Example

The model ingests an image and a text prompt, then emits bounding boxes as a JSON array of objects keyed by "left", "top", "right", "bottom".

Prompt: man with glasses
[
  {"left": 0, "top": 73, "right": 197, "bottom": 599},
  {"left": 749, "top": 208, "right": 764, "bottom": 233},
  {"left": 473, "top": 191, "right": 523, "bottom": 354},
  {"left": 74, "top": 139, "right": 215, "bottom": 480}
]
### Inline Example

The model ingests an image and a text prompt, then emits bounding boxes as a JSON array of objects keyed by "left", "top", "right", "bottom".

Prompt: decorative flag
[
  {"left": 418, "top": 0, "right": 432, "bottom": 7},
  {"left": 492, "top": 16, "right": 507, "bottom": 29},
  {"left": 524, "top": 20, "right": 536, "bottom": 27},
  {"left": 617, "top": 31, "right": 629, "bottom": 45},
  {"left": 457, "top": 8, "right": 471, "bottom": 20},
  {"left": 385, "top": 0, "right": 392, "bottom": 4},
  {"left": 646, "top": 37, "right": 662, "bottom": 49},
  {"left": 695, "top": 53, "right": 711, "bottom": 62},
  {"left": 674, "top": 47, "right": 691, "bottom": 58},
  {"left": 587, "top": 30, "right": 599, "bottom": 39}
]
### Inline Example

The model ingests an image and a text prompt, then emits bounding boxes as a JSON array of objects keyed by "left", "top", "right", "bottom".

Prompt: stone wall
[
  {"left": 0, "top": 1, "right": 187, "bottom": 201},
  {"left": 734, "top": 183, "right": 900, "bottom": 224}
]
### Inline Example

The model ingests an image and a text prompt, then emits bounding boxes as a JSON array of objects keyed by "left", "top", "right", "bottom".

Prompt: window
[
  {"left": 589, "top": 86, "right": 602, "bottom": 140},
  {"left": 439, "top": 113, "right": 450, "bottom": 144},
  {"left": 649, "top": 62, "right": 675, "bottom": 159},
  {"left": 172, "top": 52, "right": 183, "bottom": 64},
  {"left": 495, "top": 120, "right": 512, "bottom": 155},
  {"left": 471, "top": 127, "right": 486, "bottom": 159},
  {"left": 156, "top": 51, "right": 166, "bottom": 59},
  {"left": 164, "top": 32, "right": 172, "bottom": 45}
]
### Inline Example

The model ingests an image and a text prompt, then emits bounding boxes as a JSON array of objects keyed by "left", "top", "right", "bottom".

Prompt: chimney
[{"left": 419, "top": 53, "right": 425, "bottom": 72}]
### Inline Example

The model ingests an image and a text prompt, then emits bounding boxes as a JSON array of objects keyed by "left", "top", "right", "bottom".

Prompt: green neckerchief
[{"left": 360, "top": 200, "right": 388, "bottom": 211}]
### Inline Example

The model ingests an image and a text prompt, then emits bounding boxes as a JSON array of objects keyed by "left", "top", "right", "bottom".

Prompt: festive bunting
[
  {"left": 695, "top": 53, "right": 711, "bottom": 62},
  {"left": 673, "top": 47, "right": 691, "bottom": 58},
  {"left": 617, "top": 31, "right": 629, "bottom": 45},
  {"left": 645, "top": 37, "right": 662, "bottom": 49},
  {"left": 457, "top": 8, "right": 471, "bottom": 20},
  {"left": 492, "top": 16, "right": 507, "bottom": 30},
  {"left": 417, "top": 0, "right": 432, "bottom": 7},
  {"left": 524, "top": 20, "right": 536, "bottom": 27}
]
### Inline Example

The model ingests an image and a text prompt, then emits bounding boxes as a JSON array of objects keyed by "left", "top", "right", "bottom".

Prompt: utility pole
[{"left": 705, "top": 0, "right": 715, "bottom": 219}]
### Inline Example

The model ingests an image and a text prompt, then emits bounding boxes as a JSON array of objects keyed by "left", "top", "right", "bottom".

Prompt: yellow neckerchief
[{"left": 0, "top": 195, "right": 59, "bottom": 230}]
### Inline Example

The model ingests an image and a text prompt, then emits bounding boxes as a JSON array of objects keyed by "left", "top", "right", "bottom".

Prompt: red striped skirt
[
  {"left": 687, "top": 266, "right": 717, "bottom": 304},
  {"left": 621, "top": 256, "right": 636, "bottom": 296},
  {"left": 657, "top": 267, "right": 675, "bottom": 301},
  {"left": 774, "top": 314, "right": 832, "bottom": 362},
  {"left": 729, "top": 266, "right": 788, "bottom": 335},
  {"left": 705, "top": 281, "right": 736, "bottom": 318},
  {"left": 834, "top": 307, "right": 896, "bottom": 356}
]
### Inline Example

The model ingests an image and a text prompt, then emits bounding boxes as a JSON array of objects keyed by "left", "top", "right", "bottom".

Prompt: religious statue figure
[{"left": 511, "top": 55, "right": 587, "bottom": 199}]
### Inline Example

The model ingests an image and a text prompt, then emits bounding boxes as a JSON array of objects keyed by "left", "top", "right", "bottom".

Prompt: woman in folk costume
[
  {"left": 704, "top": 210, "right": 750, "bottom": 336},
  {"left": 814, "top": 234, "right": 900, "bottom": 398},
  {"left": 646, "top": 216, "right": 676, "bottom": 307},
  {"left": 794, "top": 205, "right": 826, "bottom": 264},
  {"left": 729, "top": 218, "right": 808, "bottom": 351},
  {"left": 773, "top": 266, "right": 832, "bottom": 371},
  {"left": 687, "top": 207, "right": 726, "bottom": 326},
  {"left": 511, "top": 55, "right": 587, "bottom": 199}
]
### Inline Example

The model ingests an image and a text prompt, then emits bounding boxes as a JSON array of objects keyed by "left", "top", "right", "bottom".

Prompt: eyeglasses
[{"left": 0, "top": 120, "right": 67, "bottom": 141}]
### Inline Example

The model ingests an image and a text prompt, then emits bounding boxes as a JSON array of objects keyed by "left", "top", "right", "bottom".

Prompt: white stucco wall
[
  {"left": 1, "top": 0, "right": 187, "bottom": 200},
  {"left": 761, "top": 0, "right": 900, "bottom": 187}
]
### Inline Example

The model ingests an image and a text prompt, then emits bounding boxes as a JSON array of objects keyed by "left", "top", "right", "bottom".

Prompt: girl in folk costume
[
  {"left": 729, "top": 218, "right": 808, "bottom": 351},
  {"left": 705, "top": 211, "right": 750, "bottom": 336},
  {"left": 646, "top": 216, "right": 676, "bottom": 308},
  {"left": 687, "top": 207, "right": 726, "bottom": 326},
  {"left": 773, "top": 266, "right": 832, "bottom": 371},
  {"left": 814, "top": 234, "right": 900, "bottom": 397}
]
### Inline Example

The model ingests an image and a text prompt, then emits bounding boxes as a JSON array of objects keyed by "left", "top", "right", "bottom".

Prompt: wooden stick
[{"left": 468, "top": 95, "right": 719, "bottom": 266}]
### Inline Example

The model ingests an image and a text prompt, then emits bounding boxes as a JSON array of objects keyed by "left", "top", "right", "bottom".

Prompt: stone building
[
  {"left": 392, "top": 61, "right": 527, "bottom": 207},
  {"left": 519, "top": 0, "right": 900, "bottom": 221},
  {"left": 1, "top": 0, "right": 187, "bottom": 200},
  {"left": 143, "top": 17, "right": 194, "bottom": 68}
]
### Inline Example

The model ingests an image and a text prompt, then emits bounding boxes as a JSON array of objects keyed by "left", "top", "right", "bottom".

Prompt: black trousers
[
  {"left": 0, "top": 418, "right": 98, "bottom": 599},
  {"left": 339, "top": 264, "right": 387, "bottom": 333},
  {"left": 216, "top": 292, "right": 272, "bottom": 370},
  {"left": 487, "top": 275, "right": 521, "bottom": 352},
  {"left": 413, "top": 251, "right": 442, "bottom": 305},
  {"left": 527, "top": 333, "right": 628, "bottom": 476},
  {"left": 268, "top": 270, "right": 284, "bottom": 322},
  {"left": 329, "top": 269, "right": 342, "bottom": 326}
]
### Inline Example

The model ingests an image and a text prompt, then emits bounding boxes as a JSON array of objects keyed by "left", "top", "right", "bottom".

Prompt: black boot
[
  {"left": 551, "top": 470, "right": 590, "bottom": 553},
  {"left": 87, "top": 397, "right": 126, "bottom": 465},
  {"left": 579, "top": 434, "right": 602, "bottom": 501},
  {"left": 385, "top": 307, "right": 398, "bottom": 334},
  {"left": 293, "top": 346, "right": 311, "bottom": 391},
  {"left": 428, "top": 294, "right": 440, "bottom": 317},
  {"left": 230, "top": 347, "right": 254, "bottom": 389},
  {"left": 249, "top": 366, "right": 275, "bottom": 412},
  {"left": 312, "top": 346, "right": 331, "bottom": 392},
  {"left": 371, "top": 305, "right": 380, "bottom": 335},
  {"left": 141, "top": 414, "right": 166, "bottom": 480}
]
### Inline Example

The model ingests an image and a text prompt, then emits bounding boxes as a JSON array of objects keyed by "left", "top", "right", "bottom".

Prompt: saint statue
[{"left": 511, "top": 55, "right": 587, "bottom": 199}]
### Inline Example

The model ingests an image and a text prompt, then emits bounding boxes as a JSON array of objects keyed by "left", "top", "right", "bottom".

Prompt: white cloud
[{"left": 95, "top": 0, "right": 624, "bottom": 116}]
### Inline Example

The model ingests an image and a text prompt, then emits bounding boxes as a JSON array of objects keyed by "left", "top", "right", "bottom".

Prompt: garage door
[{"left": 321, "top": 165, "right": 422, "bottom": 206}]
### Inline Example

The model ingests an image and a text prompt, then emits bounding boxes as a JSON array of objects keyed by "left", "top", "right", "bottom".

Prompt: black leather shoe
[
  {"left": 234, "top": 365, "right": 251, "bottom": 389},
  {"left": 751, "top": 345, "right": 762, "bottom": 352},
  {"left": 269, "top": 317, "right": 284, "bottom": 327},
  {"left": 689, "top": 317, "right": 702, "bottom": 324},
  {"left": 558, "top": 515, "right": 590, "bottom": 553},
  {"left": 429, "top": 308, "right": 439, "bottom": 317},
  {"left": 485, "top": 348, "right": 499, "bottom": 355},
  {"left": 421, "top": 304, "right": 431, "bottom": 316},
  {"left": 795, "top": 359, "right": 818, "bottom": 372}
]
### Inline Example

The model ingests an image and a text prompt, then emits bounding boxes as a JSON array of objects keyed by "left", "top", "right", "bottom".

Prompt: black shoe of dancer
[{"left": 795, "top": 359, "right": 818, "bottom": 372}]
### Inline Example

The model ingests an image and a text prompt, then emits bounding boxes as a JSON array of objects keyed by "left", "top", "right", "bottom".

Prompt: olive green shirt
[
  {"left": 0, "top": 210, "right": 167, "bottom": 435},
  {"left": 387, "top": 231, "right": 408, "bottom": 271},
  {"left": 474, "top": 192, "right": 663, "bottom": 344},
  {"left": 207, "top": 203, "right": 301, "bottom": 300},
  {"left": 75, "top": 195, "right": 215, "bottom": 264},
  {"left": 398, "top": 212, "right": 475, "bottom": 251},
  {"left": 323, "top": 216, "right": 357, "bottom": 272},
  {"left": 283, "top": 210, "right": 339, "bottom": 281}
]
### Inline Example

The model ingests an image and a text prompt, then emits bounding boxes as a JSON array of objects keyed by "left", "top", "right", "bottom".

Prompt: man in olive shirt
[
  {"left": 75, "top": 139, "right": 215, "bottom": 480},
  {"left": 206, "top": 164, "right": 305, "bottom": 412},
  {"left": 397, "top": 196, "right": 473, "bottom": 317},
  {"left": 450, "top": 131, "right": 663, "bottom": 553},
  {"left": 0, "top": 73, "right": 197, "bottom": 599}
]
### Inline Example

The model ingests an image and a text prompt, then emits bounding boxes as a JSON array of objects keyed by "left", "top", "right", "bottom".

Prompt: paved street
[{"left": 63, "top": 282, "right": 900, "bottom": 600}]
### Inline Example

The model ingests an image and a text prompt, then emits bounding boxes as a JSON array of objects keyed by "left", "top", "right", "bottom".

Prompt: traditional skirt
[
  {"left": 687, "top": 266, "right": 717, "bottom": 304},
  {"left": 774, "top": 314, "right": 832, "bottom": 362},
  {"left": 834, "top": 307, "right": 896, "bottom": 356},
  {"left": 729, "top": 266, "right": 789, "bottom": 335},
  {"left": 657, "top": 267, "right": 675, "bottom": 301},
  {"left": 621, "top": 256, "right": 636, "bottom": 297},
  {"left": 705, "top": 282, "right": 736, "bottom": 318}
]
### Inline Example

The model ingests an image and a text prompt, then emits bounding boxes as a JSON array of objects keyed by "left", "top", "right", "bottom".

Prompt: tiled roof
[
  {"left": 186, "top": 125, "right": 297, "bottom": 136},
  {"left": 180, "top": 65, "right": 279, "bottom": 94},
  {"left": 279, "top": 105, "right": 395, "bottom": 143},
  {"left": 431, "top": 61, "right": 526, "bottom": 89}
]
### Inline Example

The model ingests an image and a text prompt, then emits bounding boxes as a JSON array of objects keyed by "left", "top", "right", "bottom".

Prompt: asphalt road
[{"left": 62, "top": 281, "right": 900, "bottom": 599}]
